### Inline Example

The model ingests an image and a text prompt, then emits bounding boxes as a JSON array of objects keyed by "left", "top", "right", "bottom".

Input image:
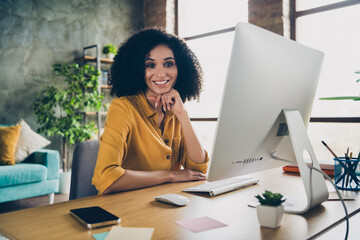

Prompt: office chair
[{"left": 69, "top": 140, "right": 99, "bottom": 200}]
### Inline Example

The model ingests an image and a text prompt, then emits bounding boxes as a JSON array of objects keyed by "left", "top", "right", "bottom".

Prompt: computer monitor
[{"left": 206, "top": 22, "right": 328, "bottom": 213}]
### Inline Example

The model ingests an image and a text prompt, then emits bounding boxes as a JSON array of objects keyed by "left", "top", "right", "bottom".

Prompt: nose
[{"left": 154, "top": 66, "right": 166, "bottom": 78}]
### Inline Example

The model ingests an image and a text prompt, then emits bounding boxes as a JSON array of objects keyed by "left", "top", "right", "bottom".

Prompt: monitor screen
[{"left": 207, "top": 22, "right": 324, "bottom": 183}]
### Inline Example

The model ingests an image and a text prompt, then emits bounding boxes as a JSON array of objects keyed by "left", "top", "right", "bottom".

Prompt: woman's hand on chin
[{"left": 146, "top": 89, "right": 186, "bottom": 117}]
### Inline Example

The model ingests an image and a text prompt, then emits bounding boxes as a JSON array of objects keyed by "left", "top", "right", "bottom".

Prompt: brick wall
[
  {"left": 143, "top": 0, "right": 176, "bottom": 34},
  {"left": 143, "top": 0, "right": 166, "bottom": 29},
  {"left": 248, "top": 0, "right": 291, "bottom": 38}
]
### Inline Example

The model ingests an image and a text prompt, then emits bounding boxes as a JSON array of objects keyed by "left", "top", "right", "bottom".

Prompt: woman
[{"left": 92, "top": 28, "right": 209, "bottom": 194}]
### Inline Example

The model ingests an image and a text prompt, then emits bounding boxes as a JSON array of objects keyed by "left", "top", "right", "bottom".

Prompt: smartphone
[{"left": 70, "top": 206, "right": 121, "bottom": 229}]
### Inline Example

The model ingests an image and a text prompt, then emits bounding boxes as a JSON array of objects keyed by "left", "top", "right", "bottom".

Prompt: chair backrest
[{"left": 69, "top": 140, "right": 99, "bottom": 200}]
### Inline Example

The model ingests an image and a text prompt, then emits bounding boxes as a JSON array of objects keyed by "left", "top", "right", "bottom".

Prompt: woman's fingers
[
  {"left": 161, "top": 95, "right": 173, "bottom": 112},
  {"left": 160, "top": 89, "right": 181, "bottom": 112},
  {"left": 146, "top": 95, "right": 162, "bottom": 109},
  {"left": 146, "top": 96, "right": 157, "bottom": 102},
  {"left": 165, "top": 96, "right": 173, "bottom": 111},
  {"left": 156, "top": 95, "right": 161, "bottom": 109},
  {"left": 195, "top": 172, "right": 206, "bottom": 179},
  {"left": 171, "top": 169, "right": 206, "bottom": 182},
  {"left": 148, "top": 89, "right": 182, "bottom": 113},
  {"left": 188, "top": 170, "right": 206, "bottom": 181},
  {"left": 161, "top": 95, "right": 167, "bottom": 112}
]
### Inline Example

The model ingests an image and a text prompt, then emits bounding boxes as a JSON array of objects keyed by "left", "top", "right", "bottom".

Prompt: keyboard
[{"left": 183, "top": 176, "right": 259, "bottom": 196}]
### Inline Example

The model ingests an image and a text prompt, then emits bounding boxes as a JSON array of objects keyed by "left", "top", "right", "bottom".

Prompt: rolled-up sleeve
[
  {"left": 92, "top": 100, "right": 131, "bottom": 194},
  {"left": 180, "top": 136, "right": 209, "bottom": 174}
]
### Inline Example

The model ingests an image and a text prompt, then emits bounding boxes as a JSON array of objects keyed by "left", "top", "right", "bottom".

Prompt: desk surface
[{"left": 0, "top": 167, "right": 359, "bottom": 240}]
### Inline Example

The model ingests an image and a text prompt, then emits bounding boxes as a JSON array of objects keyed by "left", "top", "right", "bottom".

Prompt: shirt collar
[{"left": 138, "top": 91, "right": 156, "bottom": 118}]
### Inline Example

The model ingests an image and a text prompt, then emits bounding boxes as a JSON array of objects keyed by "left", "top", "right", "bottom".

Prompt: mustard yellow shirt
[{"left": 92, "top": 92, "right": 209, "bottom": 194}]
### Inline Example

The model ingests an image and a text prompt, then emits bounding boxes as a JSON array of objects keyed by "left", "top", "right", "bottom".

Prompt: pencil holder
[{"left": 334, "top": 157, "right": 360, "bottom": 191}]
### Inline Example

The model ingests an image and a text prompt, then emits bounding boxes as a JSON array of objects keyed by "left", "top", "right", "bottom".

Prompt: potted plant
[
  {"left": 102, "top": 44, "right": 117, "bottom": 59},
  {"left": 255, "top": 190, "right": 286, "bottom": 228},
  {"left": 33, "top": 63, "right": 103, "bottom": 193}
]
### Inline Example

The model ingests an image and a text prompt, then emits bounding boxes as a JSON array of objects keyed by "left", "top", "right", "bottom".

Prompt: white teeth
[{"left": 154, "top": 80, "right": 168, "bottom": 84}]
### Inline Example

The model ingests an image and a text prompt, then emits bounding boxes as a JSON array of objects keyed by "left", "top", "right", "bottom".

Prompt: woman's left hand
[{"left": 156, "top": 89, "right": 185, "bottom": 117}]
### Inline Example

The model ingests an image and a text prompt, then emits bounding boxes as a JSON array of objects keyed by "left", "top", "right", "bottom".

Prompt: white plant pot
[
  {"left": 105, "top": 53, "right": 114, "bottom": 59},
  {"left": 256, "top": 205, "right": 284, "bottom": 228},
  {"left": 59, "top": 170, "right": 72, "bottom": 194}
]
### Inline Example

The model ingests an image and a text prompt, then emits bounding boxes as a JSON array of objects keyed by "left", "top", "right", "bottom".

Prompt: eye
[
  {"left": 145, "top": 62, "right": 155, "bottom": 69},
  {"left": 164, "top": 61, "right": 175, "bottom": 68}
]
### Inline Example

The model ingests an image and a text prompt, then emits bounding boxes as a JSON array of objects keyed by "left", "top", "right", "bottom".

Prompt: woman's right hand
[{"left": 170, "top": 169, "right": 206, "bottom": 182}]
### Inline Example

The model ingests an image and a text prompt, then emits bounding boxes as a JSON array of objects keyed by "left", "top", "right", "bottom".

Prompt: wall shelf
[
  {"left": 85, "top": 112, "right": 108, "bottom": 116},
  {"left": 77, "top": 44, "right": 113, "bottom": 138},
  {"left": 76, "top": 56, "right": 114, "bottom": 64}
]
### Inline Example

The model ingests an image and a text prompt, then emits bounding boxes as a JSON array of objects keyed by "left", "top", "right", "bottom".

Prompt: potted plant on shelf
[
  {"left": 255, "top": 190, "right": 286, "bottom": 228},
  {"left": 33, "top": 63, "right": 103, "bottom": 193},
  {"left": 102, "top": 44, "right": 117, "bottom": 59}
]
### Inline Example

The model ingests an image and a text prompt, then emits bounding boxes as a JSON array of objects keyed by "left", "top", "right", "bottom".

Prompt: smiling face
[{"left": 144, "top": 44, "right": 178, "bottom": 97}]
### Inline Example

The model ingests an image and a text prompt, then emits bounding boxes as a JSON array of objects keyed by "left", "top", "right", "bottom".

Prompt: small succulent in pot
[
  {"left": 255, "top": 190, "right": 286, "bottom": 228},
  {"left": 255, "top": 190, "right": 285, "bottom": 207}
]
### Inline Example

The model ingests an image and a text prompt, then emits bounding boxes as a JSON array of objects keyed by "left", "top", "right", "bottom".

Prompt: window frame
[
  {"left": 293, "top": 0, "right": 360, "bottom": 123},
  {"left": 176, "top": 0, "right": 360, "bottom": 123},
  {"left": 175, "top": 0, "right": 236, "bottom": 122}
]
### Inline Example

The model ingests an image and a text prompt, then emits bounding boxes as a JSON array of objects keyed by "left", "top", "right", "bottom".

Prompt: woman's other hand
[{"left": 170, "top": 169, "right": 206, "bottom": 182}]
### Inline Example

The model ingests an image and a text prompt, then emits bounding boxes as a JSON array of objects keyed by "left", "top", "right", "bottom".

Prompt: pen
[{"left": 321, "top": 141, "right": 339, "bottom": 159}]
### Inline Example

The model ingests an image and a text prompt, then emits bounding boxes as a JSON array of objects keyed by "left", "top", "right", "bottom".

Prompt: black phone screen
[{"left": 70, "top": 206, "right": 119, "bottom": 224}]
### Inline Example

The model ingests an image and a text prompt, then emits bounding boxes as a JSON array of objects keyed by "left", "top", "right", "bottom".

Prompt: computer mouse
[{"left": 154, "top": 194, "right": 190, "bottom": 206}]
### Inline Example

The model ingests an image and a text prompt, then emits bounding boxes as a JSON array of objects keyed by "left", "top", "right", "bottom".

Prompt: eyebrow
[{"left": 145, "top": 57, "right": 175, "bottom": 61}]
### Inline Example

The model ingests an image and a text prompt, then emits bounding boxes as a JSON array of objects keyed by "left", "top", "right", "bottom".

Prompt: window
[
  {"left": 177, "top": 0, "right": 248, "bottom": 154},
  {"left": 295, "top": 1, "right": 360, "bottom": 161},
  {"left": 178, "top": 0, "right": 247, "bottom": 38},
  {"left": 177, "top": 1, "right": 360, "bottom": 161},
  {"left": 297, "top": 0, "right": 345, "bottom": 11}
]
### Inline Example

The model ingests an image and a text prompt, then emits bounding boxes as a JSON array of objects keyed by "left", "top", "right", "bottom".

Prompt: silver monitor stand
[{"left": 271, "top": 110, "right": 329, "bottom": 214}]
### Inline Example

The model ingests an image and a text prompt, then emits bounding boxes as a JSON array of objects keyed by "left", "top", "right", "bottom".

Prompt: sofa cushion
[
  {"left": 0, "top": 125, "right": 22, "bottom": 165},
  {"left": 0, "top": 163, "right": 47, "bottom": 187},
  {"left": 15, "top": 119, "right": 51, "bottom": 163}
]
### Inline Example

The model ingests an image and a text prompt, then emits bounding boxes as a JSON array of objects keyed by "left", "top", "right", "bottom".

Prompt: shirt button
[
  {"left": 166, "top": 155, "right": 171, "bottom": 159},
  {"left": 164, "top": 139, "right": 169, "bottom": 144}
]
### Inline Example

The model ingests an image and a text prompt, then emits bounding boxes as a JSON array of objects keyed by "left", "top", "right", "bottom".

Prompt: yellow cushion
[{"left": 0, "top": 125, "right": 22, "bottom": 165}]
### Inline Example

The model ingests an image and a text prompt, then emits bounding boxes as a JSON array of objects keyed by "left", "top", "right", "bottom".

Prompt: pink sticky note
[{"left": 176, "top": 216, "right": 227, "bottom": 233}]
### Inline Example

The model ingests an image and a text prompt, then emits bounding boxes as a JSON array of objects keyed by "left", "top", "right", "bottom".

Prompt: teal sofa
[{"left": 0, "top": 149, "right": 60, "bottom": 204}]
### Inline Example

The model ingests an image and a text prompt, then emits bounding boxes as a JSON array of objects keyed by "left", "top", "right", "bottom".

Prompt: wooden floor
[{"left": 0, "top": 194, "right": 69, "bottom": 214}]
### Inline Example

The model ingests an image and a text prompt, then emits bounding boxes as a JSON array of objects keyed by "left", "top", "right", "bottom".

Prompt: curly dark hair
[{"left": 108, "top": 28, "right": 203, "bottom": 102}]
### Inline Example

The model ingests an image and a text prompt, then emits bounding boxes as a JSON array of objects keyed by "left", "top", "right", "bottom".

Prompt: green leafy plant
[
  {"left": 102, "top": 44, "right": 117, "bottom": 55},
  {"left": 33, "top": 63, "right": 103, "bottom": 171},
  {"left": 255, "top": 190, "right": 285, "bottom": 207},
  {"left": 319, "top": 70, "right": 360, "bottom": 101}
]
